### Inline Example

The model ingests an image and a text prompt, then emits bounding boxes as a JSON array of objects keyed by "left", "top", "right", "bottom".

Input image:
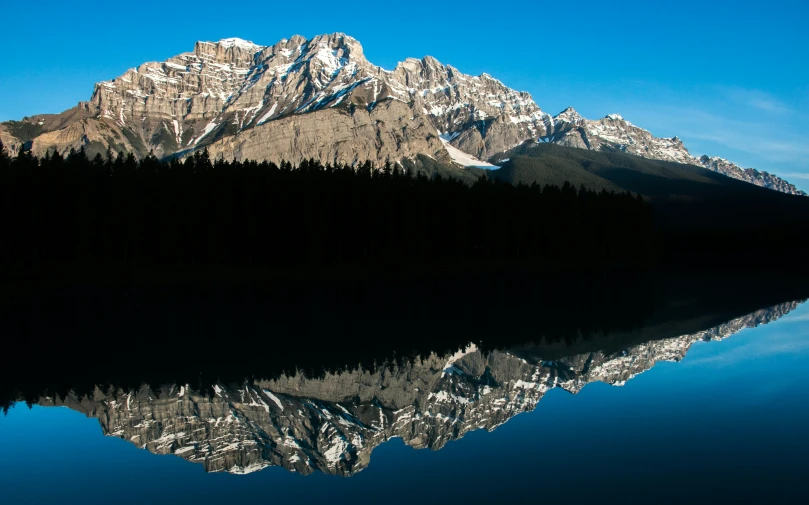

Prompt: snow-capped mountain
[
  {"left": 35, "top": 300, "right": 801, "bottom": 476},
  {"left": 1, "top": 33, "right": 802, "bottom": 195}
]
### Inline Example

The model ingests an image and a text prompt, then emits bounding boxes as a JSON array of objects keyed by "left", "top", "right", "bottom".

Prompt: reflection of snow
[
  {"left": 323, "top": 436, "right": 348, "bottom": 466},
  {"left": 263, "top": 389, "right": 284, "bottom": 410},
  {"left": 229, "top": 461, "right": 270, "bottom": 474},
  {"left": 443, "top": 343, "right": 479, "bottom": 372}
]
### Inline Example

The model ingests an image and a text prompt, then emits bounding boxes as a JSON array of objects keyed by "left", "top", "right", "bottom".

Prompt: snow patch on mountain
[
  {"left": 216, "top": 38, "right": 262, "bottom": 51},
  {"left": 440, "top": 138, "right": 497, "bottom": 168}
]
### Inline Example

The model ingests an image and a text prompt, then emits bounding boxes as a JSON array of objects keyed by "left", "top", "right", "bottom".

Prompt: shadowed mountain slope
[{"left": 484, "top": 142, "right": 809, "bottom": 233}]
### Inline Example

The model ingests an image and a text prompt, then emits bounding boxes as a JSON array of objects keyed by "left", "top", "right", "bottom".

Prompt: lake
[{"left": 1, "top": 278, "right": 807, "bottom": 504}]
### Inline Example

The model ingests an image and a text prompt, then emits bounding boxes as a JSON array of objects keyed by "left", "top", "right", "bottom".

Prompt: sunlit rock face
[
  {"left": 13, "top": 33, "right": 542, "bottom": 168},
  {"left": 3, "top": 33, "right": 801, "bottom": 194},
  {"left": 36, "top": 300, "right": 800, "bottom": 477},
  {"left": 544, "top": 109, "right": 696, "bottom": 165}
]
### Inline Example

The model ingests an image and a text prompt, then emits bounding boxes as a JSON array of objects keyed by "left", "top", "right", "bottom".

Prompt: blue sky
[{"left": 1, "top": 0, "right": 807, "bottom": 189}]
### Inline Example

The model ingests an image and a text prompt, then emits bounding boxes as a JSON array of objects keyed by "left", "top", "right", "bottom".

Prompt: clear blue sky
[{"left": 1, "top": 0, "right": 807, "bottom": 188}]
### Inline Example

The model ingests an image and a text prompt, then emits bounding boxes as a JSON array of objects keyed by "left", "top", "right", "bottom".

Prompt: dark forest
[{"left": 0, "top": 143, "right": 658, "bottom": 277}]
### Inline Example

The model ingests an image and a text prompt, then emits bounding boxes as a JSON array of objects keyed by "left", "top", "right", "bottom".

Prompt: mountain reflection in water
[{"left": 31, "top": 300, "right": 802, "bottom": 477}]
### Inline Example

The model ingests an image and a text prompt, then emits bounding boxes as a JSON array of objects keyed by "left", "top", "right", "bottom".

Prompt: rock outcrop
[
  {"left": 0, "top": 126, "right": 22, "bottom": 156},
  {"left": 36, "top": 300, "right": 802, "bottom": 476}
]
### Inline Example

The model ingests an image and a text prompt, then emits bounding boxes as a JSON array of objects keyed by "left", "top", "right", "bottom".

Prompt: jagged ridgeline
[{"left": 0, "top": 33, "right": 803, "bottom": 196}]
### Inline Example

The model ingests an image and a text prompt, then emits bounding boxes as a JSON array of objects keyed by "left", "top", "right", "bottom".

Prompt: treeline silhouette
[
  {"left": 0, "top": 143, "right": 657, "bottom": 276},
  {"left": 0, "top": 272, "right": 657, "bottom": 412}
]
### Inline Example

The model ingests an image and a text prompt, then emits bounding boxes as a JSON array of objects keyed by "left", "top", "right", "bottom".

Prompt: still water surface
[{"left": 1, "top": 300, "right": 808, "bottom": 504}]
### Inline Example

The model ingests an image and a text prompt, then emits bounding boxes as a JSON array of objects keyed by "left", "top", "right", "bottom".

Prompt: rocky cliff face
[
  {"left": 8, "top": 34, "right": 520, "bottom": 168},
  {"left": 0, "top": 123, "right": 22, "bottom": 153},
  {"left": 36, "top": 300, "right": 801, "bottom": 477},
  {"left": 2, "top": 33, "right": 803, "bottom": 194},
  {"left": 545, "top": 109, "right": 695, "bottom": 165}
]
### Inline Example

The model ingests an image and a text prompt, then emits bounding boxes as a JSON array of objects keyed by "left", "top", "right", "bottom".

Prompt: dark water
[{"left": 1, "top": 277, "right": 809, "bottom": 504}]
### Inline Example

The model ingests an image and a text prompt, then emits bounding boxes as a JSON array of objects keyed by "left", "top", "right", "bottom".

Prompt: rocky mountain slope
[
  {"left": 36, "top": 300, "right": 801, "bottom": 476},
  {"left": 537, "top": 109, "right": 806, "bottom": 195},
  {"left": 697, "top": 155, "right": 803, "bottom": 195},
  {"left": 1, "top": 33, "right": 802, "bottom": 195}
]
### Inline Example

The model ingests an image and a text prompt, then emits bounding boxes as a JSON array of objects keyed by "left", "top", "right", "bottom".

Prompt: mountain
[
  {"left": 34, "top": 300, "right": 801, "bottom": 476},
  {"left": 488, "top": 142, "right": 777, "bottom": 202},
  {"left": 1, "top": 33, "right": 803, "bottom": 195},
  {"left": 533, "top": 109, "right": 806, "bottom": 196},
  {"left": 0, "top": 33, "right": 536, "bottom": 170},
  {"left": 697, "top": 155, "right": 803, "bottom": 195},
  {"left": 481, "top": 142, "right": 809, "bottom": 241}
]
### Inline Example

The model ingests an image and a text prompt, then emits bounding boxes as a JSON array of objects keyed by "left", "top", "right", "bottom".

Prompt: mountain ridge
[{"left": 0, "top": 33, "right": 803, "bottom": 195}]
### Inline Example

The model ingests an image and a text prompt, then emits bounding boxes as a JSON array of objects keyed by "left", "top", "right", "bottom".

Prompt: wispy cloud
[
  {"left": 778, "top": 172, "right": 809, "bottom": 180},
  {"left": 619, "top": 103, "right": 809, "bottom": 173},
  {"left": 723, "top": 87, "right": 793, "bottom": 115},
  {"left": 678, "top": 113, "right": 809, "bottom": 163},
  {"left": 685, "top": 330, "right": 809, "bottom": 367}
]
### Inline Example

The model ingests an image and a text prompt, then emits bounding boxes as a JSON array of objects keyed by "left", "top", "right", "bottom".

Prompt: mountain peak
[
  {"left": 192, "top": 38, "right": 263, "bottom": 63},
  {"left": 215, "top": 38, "right": 262, "bottom": 50},
  {"left": 308, "top": 32, "right": 363, "bottom": 51},
  {"left": 422, "top": 55, "right": 443, "bottom": 67},
  {"left": 554, "top": 107, "right": 584, "bottom": 124},
  {"left": 395, "top": 55, "right": 444, "bottom": 73},
  {"left": 283, "top": 34, "right": 309, "bottom": 46}
]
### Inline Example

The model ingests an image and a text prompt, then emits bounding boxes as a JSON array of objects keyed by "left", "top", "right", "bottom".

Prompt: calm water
[{"left": 2, "top": 296, "right": 808, "bottom": 504}]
